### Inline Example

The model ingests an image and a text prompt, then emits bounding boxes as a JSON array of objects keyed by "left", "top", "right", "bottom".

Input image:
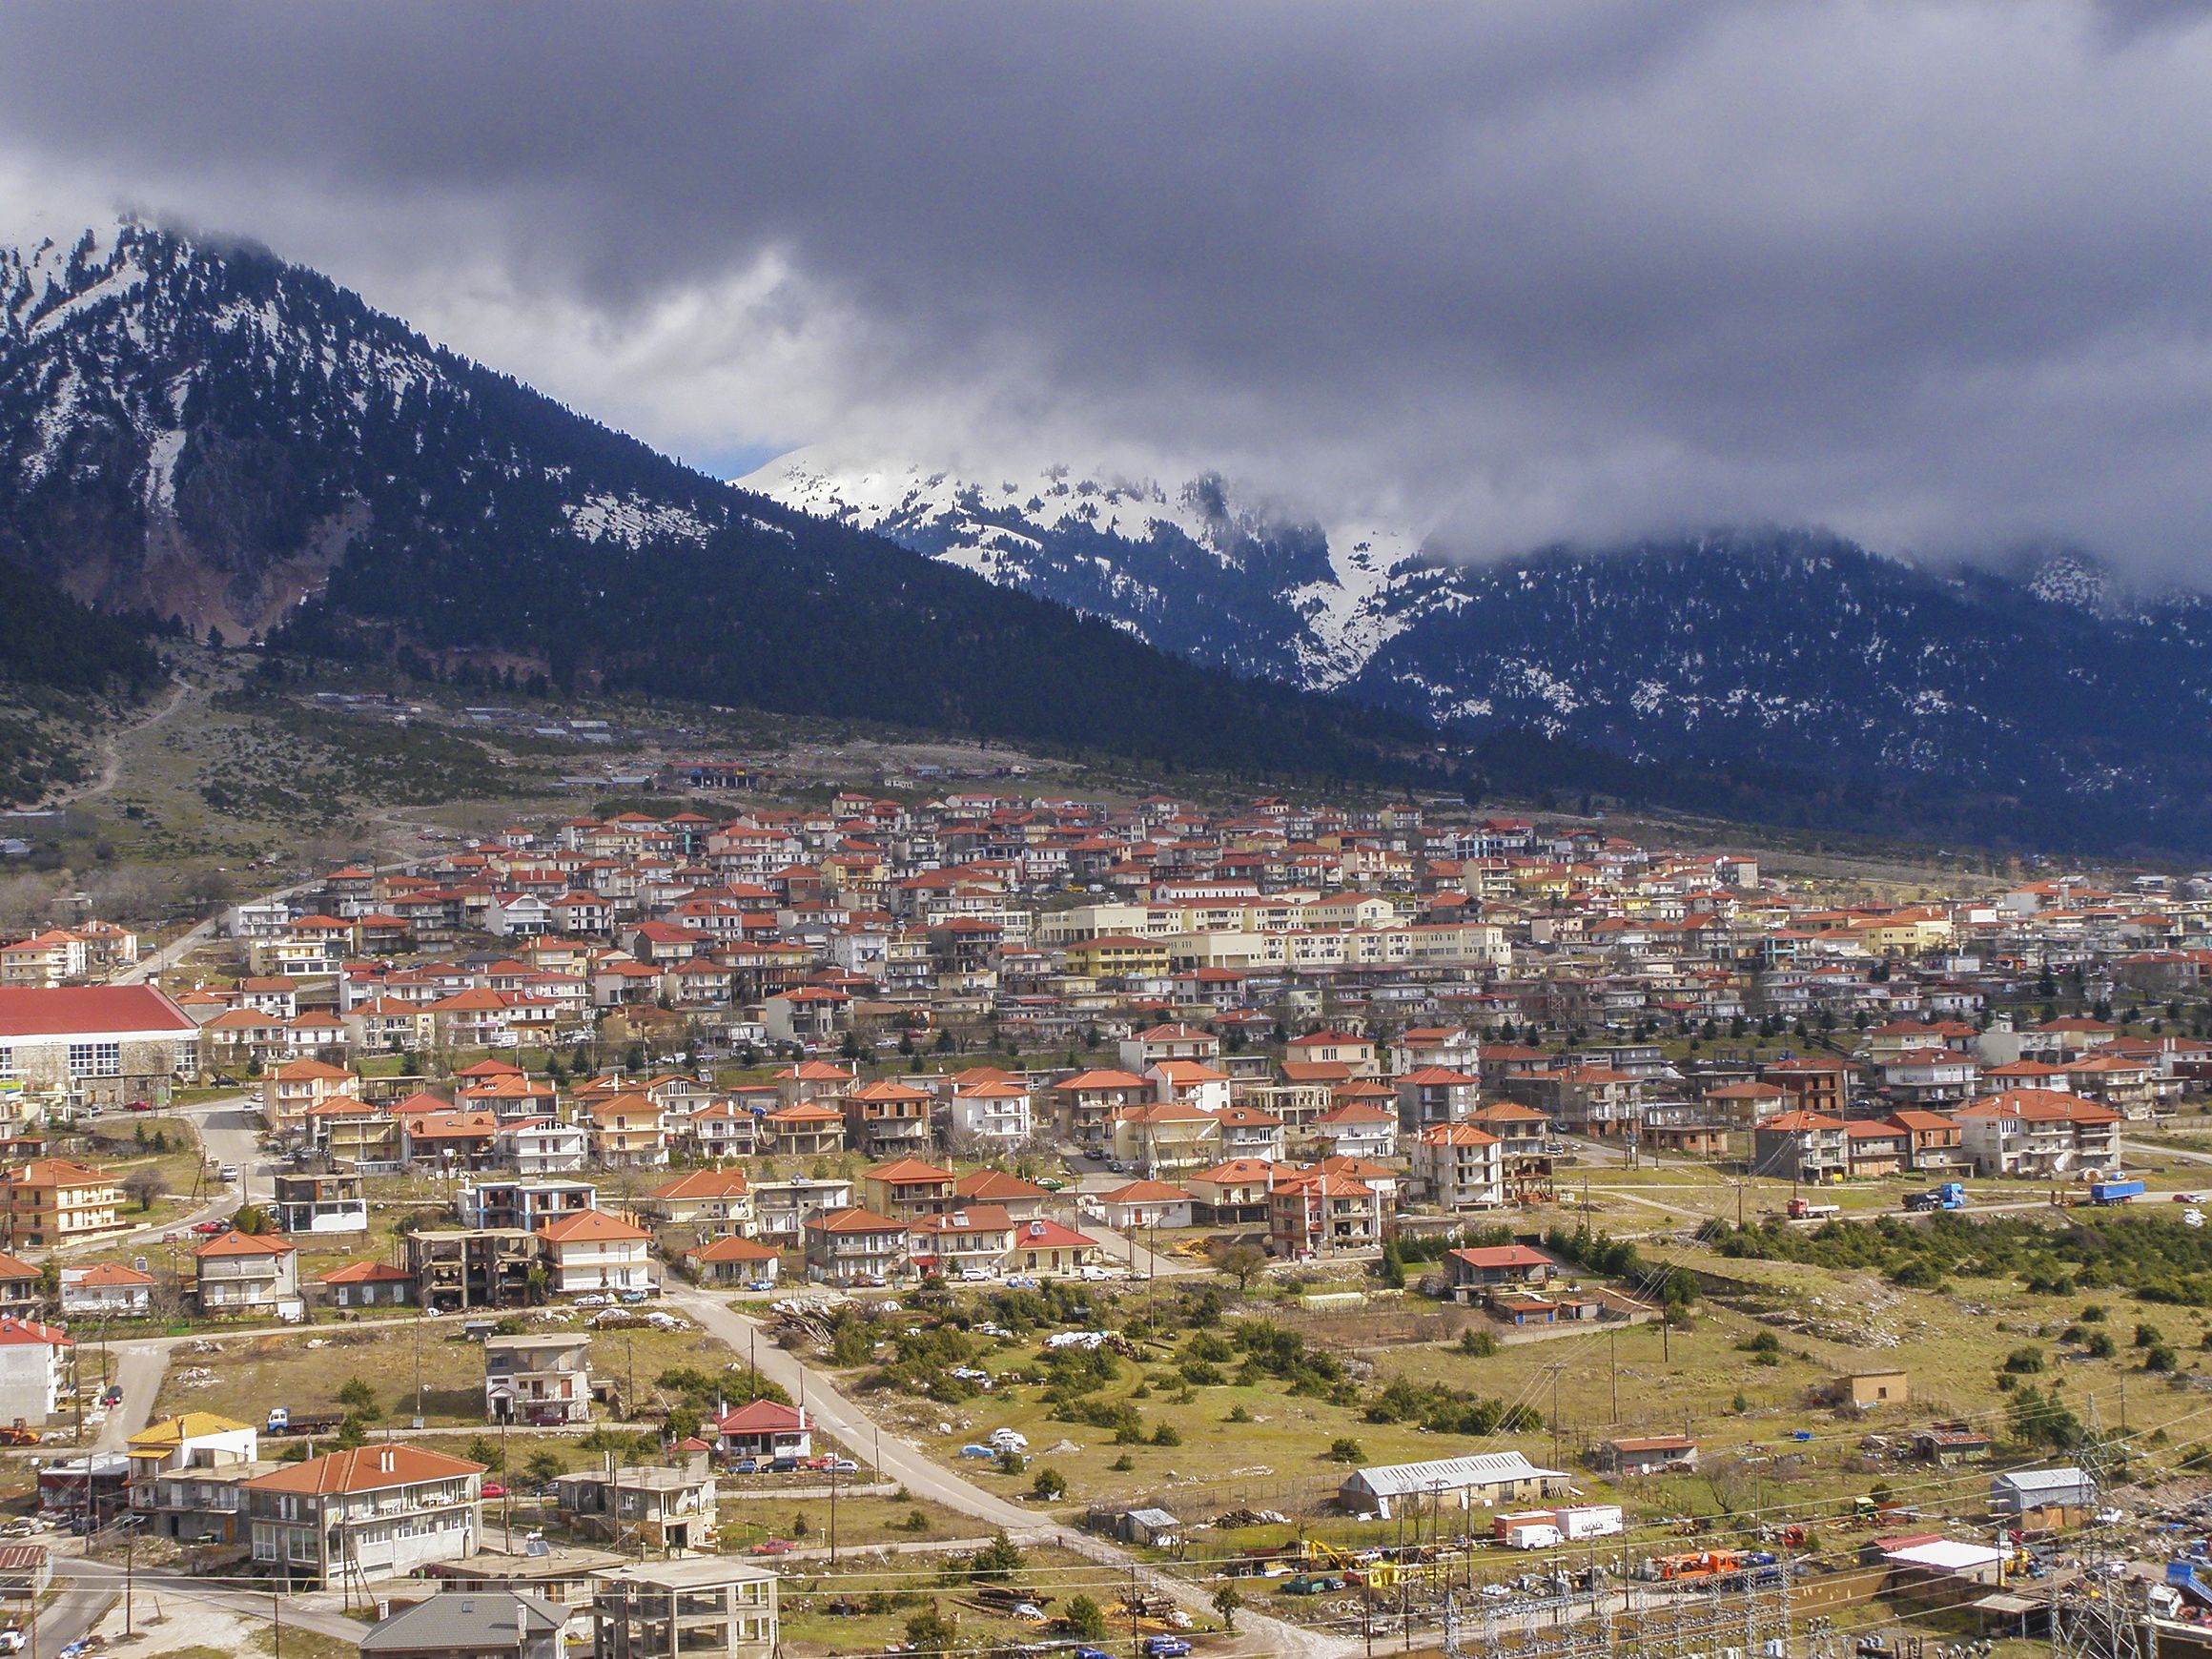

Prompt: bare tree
[
  {"left": 122, "top": 1167, "right": 170, "bottom": 1213},
  {"left": 0, "top": 873, "right": 66, "bottom": 936}
]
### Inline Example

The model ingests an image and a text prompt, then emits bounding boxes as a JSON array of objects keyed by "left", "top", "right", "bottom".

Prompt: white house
[
  {"left": 1094, "top": 1179, "right": 1194, "bottom": 1231},
  {"left": 496, "top": 1119, "right": 590, "bottom": 1175},
  {"left": 0, "top": 1317, "right": 72, "bottom": 1423},
  {"left": 536, "top": 1210, "right": 653, "bottom": 1296},
  {"left": 1311, "top": 1100, "right": 1399, "bottom": 1161},
  {"left": 947, "top": 1080, "right": 1033, "bottom": 1149},
  {"left": 60, "top": 1261, "right": 154, "bottom": 1318}
]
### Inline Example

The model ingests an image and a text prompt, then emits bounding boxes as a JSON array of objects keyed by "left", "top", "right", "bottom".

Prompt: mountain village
[{"left": 0, "top": 787, "right": 2202, "bottom": 1658}]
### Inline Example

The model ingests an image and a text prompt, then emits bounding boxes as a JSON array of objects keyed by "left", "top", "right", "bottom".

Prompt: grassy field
[
  {"left": 807, "top": 1166, "right": 2212, "bottom": 1569},
  {"left": 152, "top": 1309, "right": 750, "bottom": 1429},
  {"left": 772, "top": 1541, "right": 1207, "bottom": 1659}
]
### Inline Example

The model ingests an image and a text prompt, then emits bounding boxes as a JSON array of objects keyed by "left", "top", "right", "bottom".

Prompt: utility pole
[
  {"left": 829, "top": 1462, "right": 839, "bottom": 1566},
  {"left": 1608, "top": 1327, "right": 1619, "bottom": 1423}
]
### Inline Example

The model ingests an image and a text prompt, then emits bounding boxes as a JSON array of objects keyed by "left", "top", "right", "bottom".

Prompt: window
[
  {"left": 67, "top": 1042, "right": 120, "bottom": 1077},
  {"left": 0, "top": 1046, "right": 10, "bottom": 1075}
]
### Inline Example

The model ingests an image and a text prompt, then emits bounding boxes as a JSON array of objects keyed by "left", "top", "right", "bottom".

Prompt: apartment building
[
  {"left": 1409, "top": 1122, "right": 1505, "bottom": 1212},
  {"left": 0, "top": 1159, "right": 121, "bottom": 1247}
]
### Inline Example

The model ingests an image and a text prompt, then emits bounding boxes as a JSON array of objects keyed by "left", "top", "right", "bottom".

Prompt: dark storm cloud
[{"left": 6, "top": 1, "right": 2212, "bottom": 571}]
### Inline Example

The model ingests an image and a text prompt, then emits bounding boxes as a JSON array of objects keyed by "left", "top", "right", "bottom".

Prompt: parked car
[
  {"left": 0, "top": 1627, "right": 24, "bottom": 1653},
  {"left": 101, "top": 1385, "right": 122, "bottom": 1407},
  {"left": 211, "top": 1074, "right": 241, "bottom": 1088},
  {"left": 124, "top": 1099, "right": 154, "bottom": 1113},
  {"left": 481, "top": 1483, "right": 506, "bottom": 1498},
  {"left": 749, "top": 1538, "right": 794, "bottom": 1555},
  {"left": 191, "top": 1220, "right": 227, "bottom": 1235},
  {"left": 956, "top": 1268, "right": 993, "bottom": 1281},
  {"left": 826, "top": 1458, "right": 859, "bottom": 1474},
  {"left": 767, "top": 1456, "right": 801, "bottom": 1473},
  {"left": 1144, "top": 1640, "right": 1191, "bottom": 1658},
  {"left": 729, "top": 1458, "right": 760, "bottom": 1474}
]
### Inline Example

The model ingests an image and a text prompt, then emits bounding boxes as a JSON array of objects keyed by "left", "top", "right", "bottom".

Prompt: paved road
[
  {"left": 663, "top": 1283, "right": 1351, "bottom": 1659},
  {"left": 49, "top": 1555, "right": 368, "bottom": 1647}
]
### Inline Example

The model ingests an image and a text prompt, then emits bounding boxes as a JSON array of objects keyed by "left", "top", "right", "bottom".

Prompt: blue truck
[
  {"left": 1904, "top": 1182, "right": 1968, "bottom": 1212},
  {"left": 2090, "top": 1179, "right": 2146, "bottom": 1206}
]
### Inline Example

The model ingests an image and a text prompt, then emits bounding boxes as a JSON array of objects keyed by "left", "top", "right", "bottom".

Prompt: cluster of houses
[{"left": 54, "top": 1407, "right": 784, "bottom": 1659}]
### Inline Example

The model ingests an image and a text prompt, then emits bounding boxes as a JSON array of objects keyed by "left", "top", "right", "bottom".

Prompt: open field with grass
[
  {"left": 153, "top": 1308, "right": 749, "bottom": 1429},
  {"left": 801, "top": 1181, "right": 2212, "bottom": 1571},
  {"left": 772, "top": 1541, "right": 1213, "bottom": 1659}
]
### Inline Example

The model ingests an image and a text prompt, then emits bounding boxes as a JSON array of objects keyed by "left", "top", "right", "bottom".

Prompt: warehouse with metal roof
[{"left": 1338, "top": 1451, "right": 1567, "bottom": 1519}]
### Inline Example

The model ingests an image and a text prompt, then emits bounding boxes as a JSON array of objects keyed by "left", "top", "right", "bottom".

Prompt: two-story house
[
  {"left": 639, "top": 1171, "right": 753, "bottom": 1239},
  {"left": 537, "top": 1211, "right": 653, "bottom": 1297},
  {"left": 802, "top": 1208, "right": 908, "bottom": 1286},
  {"left": 484, "top": 1333, "right": 593, "bottom": 1425},
  {"left": 194, "top": 1230, "right": 301, "bottom": 1316},
  {"left": 242, "top": 1444, "right": 484, "bottom": 1587}
]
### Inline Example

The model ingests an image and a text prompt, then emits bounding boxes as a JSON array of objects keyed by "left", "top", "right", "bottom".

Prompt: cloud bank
[{"left": 5, "top": 2, "right": 2212, "bottom": 571}]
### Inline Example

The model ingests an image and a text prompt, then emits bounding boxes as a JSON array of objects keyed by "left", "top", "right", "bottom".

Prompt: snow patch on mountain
[{"left": 563, "top": 493, "right": 718, "bottom": 547}]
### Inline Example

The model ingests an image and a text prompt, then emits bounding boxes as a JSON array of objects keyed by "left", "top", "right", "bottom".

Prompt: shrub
[
  {"left": 1225, "top": 1403, "right": 1253, "bottom": 1423},
  {"left": 1063, "top": 1596, "right": 1108, "bottom": 1641},
  {"left": 1032, "top": 1466, "right": 1068, "bottom": 1500},
  {"left": 1151, "top": 1423, "right": 1182, "bottom": 1447},
  {"left": 2002, "top": 1346, "right": 2045, "bottom": 1375},
  {"left": 2087, "top": 1332, "right": 2118, "bottom": 1359},
  {"left": 2136, "top": 1322, "right": 2166, "bottom": 1349},
  {"left": 1737, "top": 1331, "right": 1782, "bottom": 1355},
  {"left": 2145, "top": 1343, "right": 2180, "bottom": 1374},
  {"left": 1458, "top": 1329, "right": 1499, "bottom": 1358},
  {"left": 1326, "top": 1437, "right": 1364, "bottom": 1464}
]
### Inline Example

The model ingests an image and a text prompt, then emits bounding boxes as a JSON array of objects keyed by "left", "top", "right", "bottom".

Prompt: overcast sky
[{"left": 5, "top": 1, "right": 2212, "bottom": 572}]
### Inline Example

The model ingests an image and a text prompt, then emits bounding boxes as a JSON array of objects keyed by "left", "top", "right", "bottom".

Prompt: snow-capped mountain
[
  {"left": 747, "top": 452, "right": 1431, "bottom": 688},
  {"left": 0, "top": 221, "right": 1419, "bottom": 781},
  {"left": 751, "top": 451, "right": 2212, "bottom": 853}
]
